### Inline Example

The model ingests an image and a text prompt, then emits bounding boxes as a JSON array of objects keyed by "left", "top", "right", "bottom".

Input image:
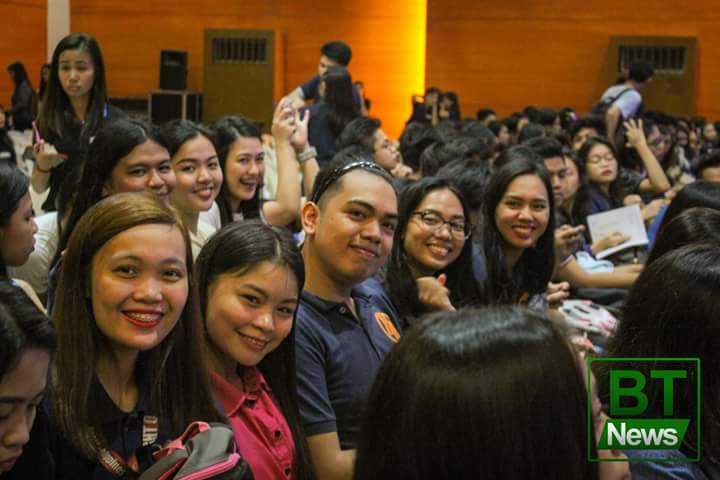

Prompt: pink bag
[{"left": 139, "top": 422, "right": 253, "bottom": 480}]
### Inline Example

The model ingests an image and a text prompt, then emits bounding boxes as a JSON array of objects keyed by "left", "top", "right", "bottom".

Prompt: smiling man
[{"left": 296, "top": 152, "right": 401, "bottom": 480}]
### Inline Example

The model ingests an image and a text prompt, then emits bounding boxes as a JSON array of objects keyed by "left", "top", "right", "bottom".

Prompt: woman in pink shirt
[{"left": 195, "top": 220, "right": 314, "bottom": 480}]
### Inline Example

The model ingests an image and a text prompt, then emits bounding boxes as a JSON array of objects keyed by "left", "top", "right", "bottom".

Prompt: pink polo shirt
[{"left": 211, "top": 368, "right": 296, "bottom": 479}]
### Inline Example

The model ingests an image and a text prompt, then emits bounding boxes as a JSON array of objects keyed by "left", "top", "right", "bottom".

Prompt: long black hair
[
  {"left": 482, "top": 158, "right": 555, "bottom": 304},
  {"left": 322, "top": 66, "right": 359, "bottom": 138},
  {"left": 0, "top": 281, "right": 55, "bottom": 381},
  {"left": 385, "top": 177, "right": 482, "bottom": 322},
  {"left": 0, "top": 162, "right": 30, "bottom": 279},
  {"left": 194, "top": 220, "right": 315, "bottom": 480},
  {"left": 606, "top": 243, "right": 720, "bottom": 462},
  {"left": 37, "top": 33, "right": 108, "bottom": 142},
  {"left": 577, "top": 136, "right": 625, "bottom": 208},
  {"left": 656, "top": 180, "right": 720, "bottom": 235},
  {"left": 647, "top": 207, "right": 720, "bottom": 265},
  {"left": 355, "top": 306, "right": 598, "bottom": 480},
  {"left": 53, "top": 118, "right": 166, "bottom": 268},
  {"left": 7, "top": 62, "right": 32, "bottom": 87},
  {"left": 211, "top": 116, "right": 263, "bottom": 225},
  {"left": 52, "top": 193, "right": 223, "bottom": 459}
]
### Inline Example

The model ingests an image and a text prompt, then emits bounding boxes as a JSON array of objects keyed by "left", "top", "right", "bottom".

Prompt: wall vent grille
[{"left": 212, "top": 38, "right": 267, "bottom": 64}]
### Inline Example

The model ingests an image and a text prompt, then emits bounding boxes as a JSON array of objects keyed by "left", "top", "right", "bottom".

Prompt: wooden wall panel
[
  {"left": 426, "top": 0, "right": 720, "bottom": 121},
  {"left": 0, "top": 0, "right": 46, "bottom": 114},
  {"left": 71, "top": 0, "right": 426, "bottom": 138}
]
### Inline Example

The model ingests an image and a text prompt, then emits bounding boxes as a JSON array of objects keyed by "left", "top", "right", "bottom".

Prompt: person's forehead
[
  {"left": 327, "top": 170, "right": 396, "bottom": 206},
  {"left": 544, "top": 156, "right": 565, "bottom": 172}
]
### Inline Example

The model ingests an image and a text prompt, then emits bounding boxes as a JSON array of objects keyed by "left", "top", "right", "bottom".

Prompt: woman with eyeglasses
[
  {"left": 577, "top": 126, "right": 669, "bottom": 229},
  {"left": 383, "top": 177, "right": 482, "bottom": 326}
]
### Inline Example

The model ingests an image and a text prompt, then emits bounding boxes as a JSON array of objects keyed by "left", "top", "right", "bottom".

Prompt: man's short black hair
[
  {"left": 399, "top": 122, "right": 439, "bottom": 171},
  {"left": 337, "top": 117, "right": 380, "bottom": 152},
  {"left": 420, "top": 137, "right": 491, "bottom": 177},
  {"left": 569, "top": 115, "right": 606, "bottom": 139},
  {"left": 321, "top": 41, "right": 352, "bottom": 66},
  {"left": 436, "top": 158, "right": 489, "bottom": 214},
  {"left": 425, "top": 86, "right": 441, "bottom": 96},
  {"left": 525, "top": 136, "right": 564, "bottom": 161},
  {"left": 311, "top": 146, "right": 395, "bottom": 205},
  {"left": 476, "top": 108, "right": 496, "bottom": 122},
  {"left": 628, "top": 62, "right": 654, "bottom": 83},
  {"left": 518, "top": 122, "right": 545, "bottom": 144}
]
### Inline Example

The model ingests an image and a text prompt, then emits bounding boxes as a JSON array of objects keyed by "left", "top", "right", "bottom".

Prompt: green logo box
[{"left": 587, "top": 357, "right": 700, "bottom": 462}]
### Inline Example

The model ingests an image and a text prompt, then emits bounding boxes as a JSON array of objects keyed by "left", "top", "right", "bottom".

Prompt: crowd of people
[{"left": 1, "top": 33, "right": 719, "bottom": 479}]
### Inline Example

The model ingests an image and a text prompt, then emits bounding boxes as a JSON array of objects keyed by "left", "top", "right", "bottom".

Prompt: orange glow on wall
[{"left": 71, "top": 0, "right": 428, "bottom": 139}]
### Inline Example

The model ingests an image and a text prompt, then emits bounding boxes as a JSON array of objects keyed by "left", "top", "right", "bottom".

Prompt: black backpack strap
[{"left": 608, "top": 87, "right": 633, "bottom": 104}]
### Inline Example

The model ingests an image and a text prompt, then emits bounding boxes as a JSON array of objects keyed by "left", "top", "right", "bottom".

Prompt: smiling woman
[
  {"left": 383, "top": 177, "right": 482, "bottom": 324},
  {"left": 48, "top": 118, "right": 177, "bottom": 305},
  {"left": 195, "top": 220, "right": 314, "bottom": 480},
  {"left": 481, "top": 156, "right": 555, "bottom": 305},
  {"left": 30, "top": 193, "right": 222, "bottom": 478},
  {"left": 159, "top": 120, "right": 223, "bottom": 258}
]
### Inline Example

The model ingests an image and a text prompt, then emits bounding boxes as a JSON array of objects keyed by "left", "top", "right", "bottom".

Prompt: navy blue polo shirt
[
  {"left": 9, "top": 380, "right": 171, "bottom": 479},
  {"left": 295, "top": 278, "right": 402, "bottom": 450}
]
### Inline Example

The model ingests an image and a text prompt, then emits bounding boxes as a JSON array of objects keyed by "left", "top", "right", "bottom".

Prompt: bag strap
[
  {"left": 97, "top": 414, "right": 160, "bottom": 478},
  {"left": 159, "top": 421, "right": 211, "bottom": 457},
  {"left": 608, "top": 87, "right": 633, "bottom": 104}
]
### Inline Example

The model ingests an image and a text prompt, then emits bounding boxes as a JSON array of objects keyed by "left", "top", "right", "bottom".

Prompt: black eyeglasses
[
  {"left": 412, "top": 210, "right": 471, "bottom": 239},
  {"left": 310, "top": 161, "right": 388, "bottom": 203}
]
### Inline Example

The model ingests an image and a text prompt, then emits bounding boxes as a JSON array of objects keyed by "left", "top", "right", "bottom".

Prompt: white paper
[{"left": 586, "top": 204, "right": 648, "bottom": 259}]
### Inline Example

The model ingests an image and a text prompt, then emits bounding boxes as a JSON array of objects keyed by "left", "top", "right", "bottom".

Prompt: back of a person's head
[
  {"left": 518, "top": 122, "right": 545, "bottom": 143},
  {"left": 628, "top": 61, "right": 654, "bottom": 83},
  {"left": 648, "top": 207, "right": 720, "bottom": 265},
  {"left": 322, "top": 66, "right": 358, "bottom": 136},
  {"left": 608, "top": 243, "right": 720, "bottom": 459},
  {"left": 492, "top": 144, "right": 543, "bottom": 170},
  {"left": 437, "top": 158, "right": 489, "bottom": 216},
  {"left": 536, "top": 108, "right": 558, "bottom": 127},
  {"left": 476, "top": 108, "right": 496, "bottom": 122},
  {"left": 321, "top": 40, "right": 352, "bottom": 66},
  {"left": 422, "top": 136, "right": 490, "bottom": 178},
  {"left": 524, "top": 136, "right": 563, "bottom": 160},
  {"left": 399, "top": 122, "right": 439, "bottom": 172},
  {"left": 355, "top": 306, "right": 596, "bottom": 480},
  {"left": 337, "top": 116, "right": 380, "bottom": 152},
  {"left": 658, "top": 181, "right": 720, "bottom": 233},
  {"left": 697, "top": 151, "right": 720, "bottom": 181},
  {"left": 458, "top": 120, "right": 497, "bottom": 148}
]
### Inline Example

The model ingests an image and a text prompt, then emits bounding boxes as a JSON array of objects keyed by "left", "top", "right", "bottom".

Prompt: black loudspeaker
[
  {"left": 159, "top": 50, "right": 187, "bottom": 90},
  {"left": 149, "top": 91, "right": 202, "bottom": 124}
]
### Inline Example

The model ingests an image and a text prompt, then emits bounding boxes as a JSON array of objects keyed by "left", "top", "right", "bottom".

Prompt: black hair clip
[{"left": 310, "top": 161, "right": 386, "bottom": 203}]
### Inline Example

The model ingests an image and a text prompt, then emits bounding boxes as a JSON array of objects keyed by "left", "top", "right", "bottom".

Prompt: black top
[
  {"left": 40, "top": 104, "right": 125, "bottom": 212},
  {"left": 9, "top": 81, "right": 34, "bottom": 131},
  {"left": 307, "top": 102, "right": 338, "bottom": 167},
  {"left": 7, "top": 379, "right": 170, "bottom": 479}
]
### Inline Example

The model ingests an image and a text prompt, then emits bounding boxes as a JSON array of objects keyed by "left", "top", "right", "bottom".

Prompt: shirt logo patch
[{"left": 375, "top": 312, "right": 400, "bottom": 343}]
